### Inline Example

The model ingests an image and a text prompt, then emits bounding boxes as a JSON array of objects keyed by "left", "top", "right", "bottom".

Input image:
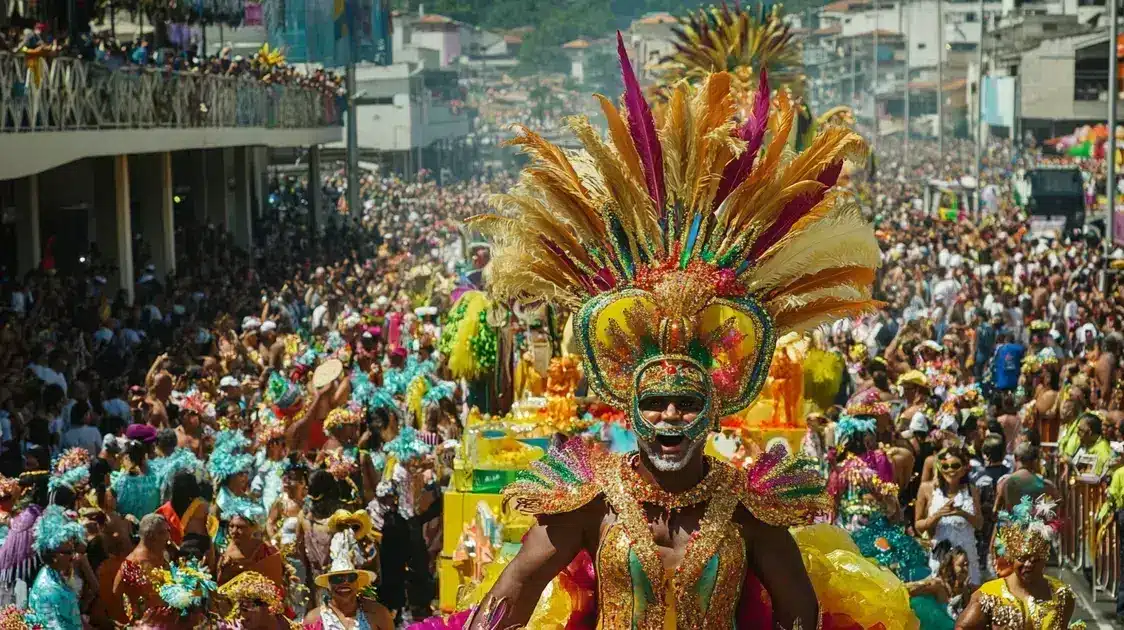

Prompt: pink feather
[
  {"left": 617, "top": 32, "right": 666, "bottom": 212},
  {"left": 714, "top": 69, "right": 771, "bottom": 208}
]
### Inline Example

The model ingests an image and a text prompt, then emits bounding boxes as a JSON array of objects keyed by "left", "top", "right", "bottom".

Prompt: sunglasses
[
  {"left": 328, "top": 572, "right": 358, "bottom": 585},
  {"left": 939, "top": 461, "right": 964, "bottom": 472}
]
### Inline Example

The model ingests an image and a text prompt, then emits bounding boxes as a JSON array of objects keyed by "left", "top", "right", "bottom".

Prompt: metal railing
[
  {"left": 0, "top": 51, "right": 342, "bottom": 133},
  {"left": 1048, "top": 444, "right": 1120, "bottom": 602}
]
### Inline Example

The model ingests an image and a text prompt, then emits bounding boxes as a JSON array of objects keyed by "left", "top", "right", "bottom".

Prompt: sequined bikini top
[{"left": 977, "top": 576, "right": 1085, "bottom": 630}]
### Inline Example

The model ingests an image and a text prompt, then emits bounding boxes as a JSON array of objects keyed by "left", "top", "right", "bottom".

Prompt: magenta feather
[
  {"left": 617, "top": 31, "right": 666, "bottom": 212},
  {"left": 714, "top": 69, "right": 771, "bottom": 208},
  {"left": 540, "top": 237, "right": 597, "bottom": 295},
  {"left": 743, "top": 160, "right": 842, "bottom": 263}
]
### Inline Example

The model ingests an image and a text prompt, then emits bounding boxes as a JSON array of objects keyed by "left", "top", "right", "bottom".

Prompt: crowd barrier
[
  {"left": 1047, "top": 443, "right": 1120, "bottom": 602},
  {"left": 0, "top": 51, "right": 341, "bottom": 133}
]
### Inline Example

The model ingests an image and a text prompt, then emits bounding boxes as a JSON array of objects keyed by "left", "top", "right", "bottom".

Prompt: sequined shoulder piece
[
  {"left": 735, "top": 444, "right": 829, "bottom": 527},
  {"left": 504, "top": 437, "right": 611, "bottom": 516}
]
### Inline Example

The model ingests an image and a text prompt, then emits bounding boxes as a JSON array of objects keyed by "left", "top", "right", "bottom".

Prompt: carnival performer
[
  {"left": 209, "top": 430, "right": 265, "bottom": 550},
  {"left": 319, "top": 404, "right": 379, "bottom": 508},
  {"left": 134, "top": 558, "right": 220, "bottom": 629},
  {"left": 0, "top": 473, "right": 46, "bottom": 606},
  {"left": 27, "top": 505, "right": 86, "bottom": 630},
  {"left": 303, "top": 516, "right": 394, "bottom": 630},
  {"left": 908, "top": 541, "right": 972, "bottom": 630},
  {"left": 828, "top": 415, "right": 930, "bottom": 583},
  {"left": 111, "top": 426, "right": 163, "bottom": 519},
  {"left": 955, "top": 495, "right": 1084, "bottom": 629},
  {"left": 113, "top": 513, "right": 172, "bottom": 624},
  {"left": 218, "top": 570, "right": 295, "bottom": 629},
  {"left": 462, "top": 36, "right": 882, "bottom": 629},
  {"left": 0, "top": 476, "right": 21, "bottom": 548},
  {"left": 253, "top": 410, "right": 290, "bottom": 515},
  {"left": 218, "top": 511, "right": 285, "bottom": 591},
  {"left": 267, "top": 454, "right": 311, "bottom": 616}
]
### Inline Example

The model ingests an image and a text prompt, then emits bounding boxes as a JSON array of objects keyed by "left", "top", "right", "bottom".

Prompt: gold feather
[{"left": 595, "top": 94, "right": 646, "bottom": 190}]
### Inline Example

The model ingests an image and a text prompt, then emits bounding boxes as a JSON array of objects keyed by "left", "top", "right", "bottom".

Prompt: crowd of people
[
  {"left": 2, "top": 22, "right": 345, "bottom": 98},
  {"left": 2, "top": 37, "right": 1124, "bottom": 627},
  {"left": 0, "top": 169, "right": 512, "bottom": 628}
]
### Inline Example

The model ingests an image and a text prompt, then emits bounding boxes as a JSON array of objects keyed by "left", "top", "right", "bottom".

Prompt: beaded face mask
[{"left": 632, "top": 359, "right": 713, "bottom": 442}]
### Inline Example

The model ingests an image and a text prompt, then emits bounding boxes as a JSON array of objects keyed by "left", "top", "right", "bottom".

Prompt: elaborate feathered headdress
[
  {"left": 657, "top": 3, "right": 804, "bottom": 102},
  {"left": 834, "top": 415, "right": 877, "bottom": 448},
  {"left": 995, "top": 494, "right": 1060, "bottom": 563},
  {"left": 32, "top": 505, "right": 85, "bottom": 556},
  {"left": 472, "top": 39, "right": 877, "bottom": 439},
  {"left": 48, "top": 447, "right": 92, "bottom": 494}
]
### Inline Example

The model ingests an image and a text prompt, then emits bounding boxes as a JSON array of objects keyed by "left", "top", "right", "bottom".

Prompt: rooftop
[
  {"left": 562, "top": 39, "right": 591, "bottom": 49},
  {"left": 636, "top": 11, "right": 677, "bottom": 25}
]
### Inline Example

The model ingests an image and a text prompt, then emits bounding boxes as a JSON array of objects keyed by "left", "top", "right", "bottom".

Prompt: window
[
  {"left": 918, "top": 42, "right": 927, "bottom": 49},
  {"left": 1042, "top": 23, "right": 1057, "bottom": 31},
  {"left": 965, "top": 11, "right": 977, "bottom": 21}
]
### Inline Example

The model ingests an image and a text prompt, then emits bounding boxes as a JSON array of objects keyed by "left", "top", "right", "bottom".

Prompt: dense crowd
[
  {"left": 1, "top": 23, "right": 345, "bottom": 96},
  {"left": 0, "top": 169, "right": 513, "bottom": 628},
  {"left": 2, "top": 87, "right": 1124, "bottom": 627}
]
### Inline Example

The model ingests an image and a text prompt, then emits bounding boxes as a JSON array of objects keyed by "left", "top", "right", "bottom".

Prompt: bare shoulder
[{"left": 303, "top": 607, "right": 322, "bottom": 624}]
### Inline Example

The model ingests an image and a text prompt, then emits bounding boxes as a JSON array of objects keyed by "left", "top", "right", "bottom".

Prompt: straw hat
[
  {"left": 327, "top": 509, "right": 374, "bottom": 541},
  {"left": 313, "top": 528, "right": 375, "bottom": 590}
]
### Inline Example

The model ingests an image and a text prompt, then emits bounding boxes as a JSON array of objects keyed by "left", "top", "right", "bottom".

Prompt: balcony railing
[{"left": 0, "top": 51, "right": 342, "bottom": 133}]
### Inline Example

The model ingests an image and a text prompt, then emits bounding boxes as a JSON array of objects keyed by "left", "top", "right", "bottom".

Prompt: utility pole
[
  {"left": 851, "top": 41, "right": 857, "bottom": 105},
  {"left": 346, "top": 0, "right": 361, "bottom": 220},
  {"left": 1109, "top": 0, "right": 1119, "bottom": 254},
  {"left": 903, "top": 0, "right": 910, "bottom": 171},
  {"left": 937, "top": 0, "right": 945, "bottom": 158},
  {"left": 873, "top": 6, "right": 880, "bottom": 212},
  {"left": 974, "top": 0, "right": 986, "bottom": 217}
]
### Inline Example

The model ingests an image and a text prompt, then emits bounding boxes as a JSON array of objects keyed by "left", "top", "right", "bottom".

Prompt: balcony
[
  {"left": 1074, "top": 70, "right": 1108, "bottom": 102},
  {"left": 0, "top": 51, "right": 343, "bottom": 180}
]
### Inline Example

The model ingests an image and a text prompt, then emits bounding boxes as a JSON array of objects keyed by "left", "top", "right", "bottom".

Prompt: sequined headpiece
[
  {"left": 995, "top": 494, "right": 1059, "bottom": 563},
  {"left": 324, "top": 402, "right": 363, "bottom": 433},
  {"left": 472, "top": 39, "right": 877, "bottom": 442},
  {"left": 217, "top": 570, "right": 283, "bottom": 620}
]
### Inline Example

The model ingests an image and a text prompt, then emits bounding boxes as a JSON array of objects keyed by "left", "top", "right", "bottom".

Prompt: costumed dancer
[
  {"left": 253, "top": 407, "right": 291, "bottom": 516},
  {"left": 460, "top": 36, "right": 900, "bottom": 629},
  {"left": 828, "top": 415, "right": 930, "bottom": 583},
  {"left": 111, "top": 426, "right": 163, "bottom": 519},
  {"left": 320, "top": 403, "right": 379, "bottom": 508},
  {"left": 113, "top": 513, "right": 173, "bottom": 625},
  {"left": 47, "top": 448, "right": 92, "bottom": 509},
  {"left": 217, "top": 570, "right": 295, "bottom": 629},
  {"left": 955, "top": 495, "right": 1085, "bottom": 629},
  {"left": 0, "top": 476, "right": 21, "bottom": 548},
  {"left": 267, "top": 454, "right": 312, "bottom": 617},
  {"left": 27, "top": 505, "right": 85, "bottom": 630},
  {"left": 134, "top": 558, "right": 220, "bottom": 629},
  {"left": 304, "top": 515, "right": 394, "bottom": 630},
  {"left": 209, "top": 430, "right": 265, "bottom": 550}
]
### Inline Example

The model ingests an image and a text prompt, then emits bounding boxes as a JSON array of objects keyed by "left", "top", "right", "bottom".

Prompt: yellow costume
[{"left": 976, "top": 576, "right": 1079, "bottom": 630}]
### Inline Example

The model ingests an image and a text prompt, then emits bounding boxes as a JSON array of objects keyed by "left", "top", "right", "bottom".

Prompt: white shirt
[
  {"left": 103, "top": 398, "right": 130, "bottom": 421},
  {"left": 311, "top": 304, "right": 331, "bottom": 331},
  {"left": 60, "top": 425, "right": 102, "bottom": 459},
  {"left": 29, "top": 363, "right": 67, "bottom": 395}
]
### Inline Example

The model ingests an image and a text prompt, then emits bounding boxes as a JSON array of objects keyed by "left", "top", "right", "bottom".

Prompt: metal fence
[
  {"left": 0, "top": 51, "right": 342, "bottom": 133},
  {"left": 1048, "top": 444, "right": 1120, "bottom": 603}
]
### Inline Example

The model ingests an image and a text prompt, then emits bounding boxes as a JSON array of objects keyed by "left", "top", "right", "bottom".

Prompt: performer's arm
[
  {"left": 746, "top": 519, "right": 819, "bottom": 630},
  {"left": 953, "top": 591, "right": 987, "bottom": 629},
  {"left": 465, "top": 503, "right": 595, "bottom": 629}
]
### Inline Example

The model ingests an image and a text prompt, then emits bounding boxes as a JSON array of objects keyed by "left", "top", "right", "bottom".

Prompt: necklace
[{"left": 619, "top": 454, "right": 724, "bottom": 510}]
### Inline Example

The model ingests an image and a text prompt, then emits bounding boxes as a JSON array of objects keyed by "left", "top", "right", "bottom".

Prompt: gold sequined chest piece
[
  {"left": 977, "top": 576, "right": 1076, "bottom": 630},
  {"left": 596, "top": 456, "right": 747, "bottom": 630}
]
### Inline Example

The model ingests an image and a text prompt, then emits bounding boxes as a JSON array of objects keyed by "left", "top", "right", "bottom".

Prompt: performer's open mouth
[{"left": 655, "top": 434, "right": 686, "bottom": 453}]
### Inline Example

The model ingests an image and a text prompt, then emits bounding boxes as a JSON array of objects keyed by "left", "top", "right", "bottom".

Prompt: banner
[{"left": 272, "top": 0, "right": 392, "bottom": 66}]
